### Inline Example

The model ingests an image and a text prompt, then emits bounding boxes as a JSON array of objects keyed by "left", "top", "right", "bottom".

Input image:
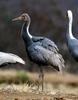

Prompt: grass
[
  {"left": 0, "top": 84, "right": 78, "bottom": 100},
  {"left": 0, "top": 70, "right": 78, "bottom": 85},
  {"left": 16, "top": 70, "right": 29, "bottom": 83},
  {"left": 0, "top": 69, "right": 77, "bottom": 89},
  {"left": 0, "top": 70, "right": 78, "bottom": 99},
  {"left": 0, "top": 70, "right": 29, "bottom": 84}
]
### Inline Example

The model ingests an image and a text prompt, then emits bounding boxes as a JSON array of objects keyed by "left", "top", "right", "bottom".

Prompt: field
[{"left": 0, "top": 70, "right": 78, "bottom": 100}]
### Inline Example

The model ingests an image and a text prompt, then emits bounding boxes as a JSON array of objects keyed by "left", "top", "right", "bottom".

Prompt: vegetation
[{"left": 16, "top": 70, "right": 29, "bottom": 83}]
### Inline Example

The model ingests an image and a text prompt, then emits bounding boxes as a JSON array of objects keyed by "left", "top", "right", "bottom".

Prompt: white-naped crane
[
  {"left": 66, "top": 10, "right": 78, "bottom": 61},
  {"left": 12, "top": 13, "right": 65, "bottom": 91}
]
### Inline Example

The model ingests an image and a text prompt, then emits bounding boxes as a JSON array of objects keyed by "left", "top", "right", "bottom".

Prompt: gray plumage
[
  {"left": 29, "top": 36, "right": 64, "bottom": 71},
  {"left": 28, "top": 43, "right": 64, "bottom": 67},
  {"left": 0, "top": 52, "right": 25, "bottom": 66},
  {"left": 12, "top": 13, "right": 65, "bottom": 90}
]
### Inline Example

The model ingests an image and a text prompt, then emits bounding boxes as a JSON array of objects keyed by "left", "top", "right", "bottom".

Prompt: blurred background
[{"left": 0, "top": 0, "right": 78, "bottom": 73}]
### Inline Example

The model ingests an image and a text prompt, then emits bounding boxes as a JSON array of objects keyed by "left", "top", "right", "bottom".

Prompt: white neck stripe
[
  {"left": 68, "top": 10, "right": 76, "bottom": 39},
  {"left": 27, "top": 26, "right": 32, "bottom": 38}
]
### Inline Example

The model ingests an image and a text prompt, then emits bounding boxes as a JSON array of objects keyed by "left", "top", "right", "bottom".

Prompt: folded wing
[{"left": 28, "top": 45, "right": 64, "bottom": 72}]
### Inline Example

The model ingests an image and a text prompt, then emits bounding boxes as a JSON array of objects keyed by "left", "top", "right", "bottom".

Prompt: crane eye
[
  {"left": 22, "top": 15, "right": 25, "bottom": 19},
  {"left": 65, "top": 13, "right": 68, "bottom": 19}
]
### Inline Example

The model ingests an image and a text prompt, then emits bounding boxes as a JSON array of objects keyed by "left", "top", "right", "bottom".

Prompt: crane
[
  {"left": 66, "top": 10, "right": 78, "bottom": 61},
  {"left": 12, "top": 13, "right": 65, "bottom": 91},
  {"left": 0, "top": 52, "right": 25, "bottom": 66}
]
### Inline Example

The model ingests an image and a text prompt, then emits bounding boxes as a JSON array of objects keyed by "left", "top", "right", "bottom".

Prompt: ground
[
  {"left": 0, "top": 91, "right": 78, "bottom": 100},
  {"left": 0, "top": 70, "right": 78, "bottom": 100},
  {"left": 0, "top": 86, "right": 78, "bottom": 100}
]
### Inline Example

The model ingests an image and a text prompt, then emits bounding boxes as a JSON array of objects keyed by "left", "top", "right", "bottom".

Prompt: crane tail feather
[
  {"left": 0, "top": 52, "right": 25, "bottom": 65},
  {"left": 51, "top": 53, "right": 65, "bottom": 73},
  {"left": 7, "top": 53, "right": 25, "bottom": 64}
]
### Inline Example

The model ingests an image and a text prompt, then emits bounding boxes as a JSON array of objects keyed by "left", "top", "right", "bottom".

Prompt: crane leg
[
  {"left": 59, "top": 66, "right": 63, "bottom": 74},
  {"left": 39, "top": 66, "right": 44, "bottom": 91}
]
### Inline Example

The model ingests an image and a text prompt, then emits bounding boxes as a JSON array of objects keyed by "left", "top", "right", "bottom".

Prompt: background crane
[
  {"left": 66, "top": 10, "right": 78, "bottom": 61},
  {"left": 12, "top": 13, "right": 65, "bottom": 91}
]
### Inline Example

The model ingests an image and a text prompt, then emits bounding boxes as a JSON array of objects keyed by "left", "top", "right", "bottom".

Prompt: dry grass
[
  {"left": 0, "top": 87, "right": 78, "bottom": 100},
  {"left": 0, "top": 69, "right": 78, "bottom": 85},
  {"left": 0, "top": 70, "right": 78, "bottom": 99}
]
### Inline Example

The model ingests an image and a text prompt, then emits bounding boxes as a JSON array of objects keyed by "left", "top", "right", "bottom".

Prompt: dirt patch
[
  {"left": 0, "top": 91, "right": 78, "bottom": 100},
  {"left": 0, "top": 84, "right": 78, "bottom": 100}
]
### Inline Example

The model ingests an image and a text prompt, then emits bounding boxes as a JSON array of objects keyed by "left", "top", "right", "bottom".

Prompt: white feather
[
  {"left": 27, "top": 25, "right": 32, "bottom": 38},
  {"left": 0, "top": 52, "right": 25, "bottom": 65},
  {"left": 67, "top": 10, "right": 76, "bottom": 39}
]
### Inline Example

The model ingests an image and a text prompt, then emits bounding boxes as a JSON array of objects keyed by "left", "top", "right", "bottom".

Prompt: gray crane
[
  {"left": 12, "top": 13, "right": 65, "bottom": 91},
  {"left": 66, "top": 10, "right": 78, "bottom": 61},
  {"left": 0, "top": 52, "right": 25, "bottom": 66}
]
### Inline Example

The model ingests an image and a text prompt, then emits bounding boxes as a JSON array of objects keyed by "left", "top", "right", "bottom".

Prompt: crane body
[{"left": 13, "top": 13, "right": 65, "bottom": 91}]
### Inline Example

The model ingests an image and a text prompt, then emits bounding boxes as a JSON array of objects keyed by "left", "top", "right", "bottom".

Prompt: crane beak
[{"left": 12, "top": 16, "right": 22, "bottom": 21}]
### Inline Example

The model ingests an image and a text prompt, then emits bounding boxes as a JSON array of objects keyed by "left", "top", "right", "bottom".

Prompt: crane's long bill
[{"left": 12, "top": 16, "right": 21, "bottom": 21}]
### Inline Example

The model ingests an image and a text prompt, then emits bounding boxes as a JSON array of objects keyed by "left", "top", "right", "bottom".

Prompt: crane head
[
  {"left": 67, "top": 10, "right": 73, "bottom": 20},
  {"left": 12, "top": 13, "right": 30, "bottom": 22}
]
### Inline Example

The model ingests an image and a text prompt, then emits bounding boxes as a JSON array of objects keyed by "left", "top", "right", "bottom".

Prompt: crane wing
[
  {"left": 28, "top": 45, "right": 64, "bottom": 71},
  {"left": 41, "top": 38, "right": 59, "bottom": 52},
  {"left": 0, "top": 52, "right": 25, "bottom": 66},
  {"left": 32, "top": 36, "right": 59, "bottom": 53}
]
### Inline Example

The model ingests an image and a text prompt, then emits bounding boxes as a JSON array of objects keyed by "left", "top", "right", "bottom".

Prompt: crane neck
[
  {"left": 21, "top": 20, "right": 33, "bottom": 47},
  {"left": 68, "top": 13, "right": 75, "bottom": 39},
  {"left": 26, "top": 18, "right": 32, "bottom": 39}
]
